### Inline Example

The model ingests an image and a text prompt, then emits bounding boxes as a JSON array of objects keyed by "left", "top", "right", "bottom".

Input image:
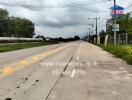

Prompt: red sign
[
  {"left": 111, "top": 5, "right": 124, "bottom": 17},
  {"left": 112, "top": 10, "right": 123, "bottom": 15}
]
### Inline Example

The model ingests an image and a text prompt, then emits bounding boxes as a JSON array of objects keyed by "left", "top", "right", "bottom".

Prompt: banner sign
[
  {"left": 111, "top": 5, "right": 124, "bottom": 17},
  {"left": 112, "top": 24, "right": 119, "bottom": 32}
]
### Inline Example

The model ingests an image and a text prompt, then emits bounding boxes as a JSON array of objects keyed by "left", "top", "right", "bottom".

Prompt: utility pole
[
  {"left": 95, "top": 18, "right": 99, "bottom": 42},
  {"left": 88, "top": 28, "right": 91, "bottom": 38},
  {"left": 113, "top": 0, "right": 117, "bottom": 45},
  {"left": 88, "top": 17, "right": 100, "bottom": 43},
  {"left": 89, "top": 24, "right": 94, "bottom": 36}
]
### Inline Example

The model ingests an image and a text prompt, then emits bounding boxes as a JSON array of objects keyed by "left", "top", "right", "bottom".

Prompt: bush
[{"left": 100, "top": 44, "right": 132, "bottom": 65}]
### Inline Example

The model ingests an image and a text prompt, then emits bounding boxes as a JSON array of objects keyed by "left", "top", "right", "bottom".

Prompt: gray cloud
[{"left": 0, "top": 0, "right": 129, "bottom": 37}]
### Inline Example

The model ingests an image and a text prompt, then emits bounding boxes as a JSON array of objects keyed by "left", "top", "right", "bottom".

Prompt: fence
[
  {"left": 0, "top": 37, "right": 43, "bottom": 43},
  {"left": 108, "top": 34, "right": 132, "bottom": 45}
]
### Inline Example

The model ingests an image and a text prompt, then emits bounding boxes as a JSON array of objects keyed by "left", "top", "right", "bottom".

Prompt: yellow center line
[
  {"left": 3, "top": 66, "right": 13, "bottom": 75},
  {"left": 19, "top": 60, "right": 30, "bottom": 65},
  {"left": 0, "top": 44, "right": 72, "bottom": 80},
  {"left": 32, "top": 56, "right": 40, "bottom": 61}
]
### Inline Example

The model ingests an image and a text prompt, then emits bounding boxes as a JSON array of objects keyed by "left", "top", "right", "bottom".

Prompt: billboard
[{"left": 111, "top": 5, "right": 124, "bottom": 17}]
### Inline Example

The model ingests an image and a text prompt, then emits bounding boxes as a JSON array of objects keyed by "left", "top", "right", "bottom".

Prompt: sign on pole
[
  {"left": 112, "top": 24, "right": 119, "bottom": 31},
  {"left": 111, "top": 5, "right": 124, "bottom": 17}
]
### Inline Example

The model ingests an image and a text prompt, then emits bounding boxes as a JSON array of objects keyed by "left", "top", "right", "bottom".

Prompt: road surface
[{"left": 0, "top": 41, "right": 132, "bottom": 100}]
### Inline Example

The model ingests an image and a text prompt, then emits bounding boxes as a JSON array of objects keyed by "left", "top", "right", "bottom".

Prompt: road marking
[
  {"left": 0, "top": 44, "right": 72, "bottom": 79},
  {"left": 19, "top": 60, "right": 30, "bottom": 65},
  {"left": 3, "top": 66, "right": 13, "bottom": 75},
  {"left": 32, "top": 56, "right": 40, "bottom": 61},
  {"left": 71, "top": 70, "right": 76, "bottom": 78},
  {"left": 119, "top": 67, "right": 124, "bottom": 70},
  {"left": 112, "top": 91, "right": 117, "bottom": 95}
]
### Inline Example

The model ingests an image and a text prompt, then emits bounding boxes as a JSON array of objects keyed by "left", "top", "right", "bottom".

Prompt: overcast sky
[{"left": 0, "top": 0, "right": 131, "bottom": 38}]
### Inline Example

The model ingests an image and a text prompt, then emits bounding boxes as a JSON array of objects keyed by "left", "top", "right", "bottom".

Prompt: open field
[{"left": 0, "top": 42, "right": 58, "bottom": 53}]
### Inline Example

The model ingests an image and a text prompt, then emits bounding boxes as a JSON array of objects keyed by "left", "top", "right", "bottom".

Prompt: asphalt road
[{"left": 0, "top": 41, "right": 132, "bottom": 100}]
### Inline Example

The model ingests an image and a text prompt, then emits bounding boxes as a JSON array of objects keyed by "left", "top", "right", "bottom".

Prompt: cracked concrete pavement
[{"left": 0, "top": 41, "right": 132, "bottom": 100}]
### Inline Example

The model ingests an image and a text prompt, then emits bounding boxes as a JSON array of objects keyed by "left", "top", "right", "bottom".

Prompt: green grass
[
  {"left": 0, "top": 42, "right": 58, "bottom": 53},
  {"left": 99, "top": 44, "right": 132, "bottom": 65}
]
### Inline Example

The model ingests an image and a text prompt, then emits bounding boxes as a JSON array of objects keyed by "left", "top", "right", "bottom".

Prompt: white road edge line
[{"left": 71, "top": 70, "right": 76, "bottom": 78}]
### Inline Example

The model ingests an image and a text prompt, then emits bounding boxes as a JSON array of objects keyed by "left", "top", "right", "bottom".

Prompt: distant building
[
  {"left": 106, "top": 19, "right": 112, "bottom": 27},
  {"left": 45, "top": 37, "right": 50, "bottom": 41}
]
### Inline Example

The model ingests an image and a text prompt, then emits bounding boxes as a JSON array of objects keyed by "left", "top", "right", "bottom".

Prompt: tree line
[
  {"left": 0, "top": 8, "right": 35, "bottom": 38},
  {"left": 107, "top": 13, "right": 132, "bottom": 35},
  {"left": 36, "top": 35, "right": 80, "bottom": 42}
]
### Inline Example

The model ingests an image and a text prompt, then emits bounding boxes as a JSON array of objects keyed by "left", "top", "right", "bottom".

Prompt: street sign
[
  {"left": 111, "top": 5, "right": 124, "bottom": 17},
  {"left": 112, "top": 24, "right": 119, "bottom": 31}
]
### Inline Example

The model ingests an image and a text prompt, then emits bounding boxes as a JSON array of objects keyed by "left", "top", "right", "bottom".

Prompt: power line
[
  {"left": 0, "top": 1, "right": 97, "bottom": 9},
  {"left": 121, "top": 1, "right": 132, "bottom": 13},
  {"left": 57, "top": 1, "right": 96, "bottom": 6},
  {"left": 88, "top": 17, "right": 100, "bottom": 43}
]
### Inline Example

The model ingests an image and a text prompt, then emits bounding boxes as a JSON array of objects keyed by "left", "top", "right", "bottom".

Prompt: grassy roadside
[
  {"left": 0, "top": 42, "right": 58, "bottom": 53},
  {"left": 99, "top": 44, "right": 132, "bottom": 65}
]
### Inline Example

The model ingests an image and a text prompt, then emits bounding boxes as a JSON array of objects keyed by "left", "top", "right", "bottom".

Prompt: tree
[
  {"left": 0, "top": 8, "right": 8, "bottom": 19},
  {"left": 107, "top": 13, "right": 132, "bottom": 35},
  {"left": 0, "top": 8, "right": 35, "bottom": 37},
  {"left": 74, "top": 36, "right": 80, "bottom": 40},
  {"left": 99, "top": 30, "right": 107, "bottom": 43},
  {"left": 13, "top": 17, "right": 35, "bottom": 38},
  {"left": 0, "top": 8, "right": 9, "bottom": 36},
  {"left": 36, "top": 35, "right": 45, "bottom": 41},
  {"left": 58, "top": 37, "right": 63, "bottom": 42}
]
